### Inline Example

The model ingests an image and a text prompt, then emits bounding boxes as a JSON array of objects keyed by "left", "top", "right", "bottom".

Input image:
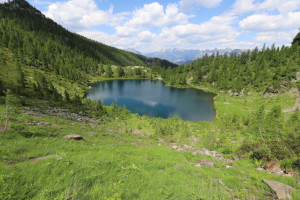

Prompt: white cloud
[
  {"left": 254, "top": 30, "right": 299, "bottom": 44},
  {"left": 257, "top": 0, "right": 300, "bottom": 13},
  {"left": 0, "top": 0, "right": 8, "bottom": 3},
  {"left": 72, "top": 0, "right": 300, "bottom": 53},
  {"left": 160, "top": 14, "right": 237, "bottom": 40},
  {"left": 239, "top": 12, "right": 300, "bottom": 31},
  {"left": 115, "top": 3, "right": 190, "bottom": 37},
  {"left": 179, "top": 0, "right": 222, "bottom": 11},
  {"left": 231, "top": 0, "right": 255, "bottom": 15},
  {"left": 44, "top": 0, "right": 126, "bottom": 31}
]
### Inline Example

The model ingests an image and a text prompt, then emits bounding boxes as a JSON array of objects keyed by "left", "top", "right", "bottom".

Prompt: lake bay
[{"left": 85, "top": 80, "right": 216, "bottom": 121}]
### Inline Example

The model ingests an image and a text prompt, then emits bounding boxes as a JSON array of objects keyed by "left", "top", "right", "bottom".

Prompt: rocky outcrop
[
  {"left": 284, "top": 169, "right": 298, "bottom": 176},
  {"left": 262, "top": 179, "right": 295, "bottom": 200},
  {"left": 195, "top": 160, "right": 214, "bottom": 168},
  {"left": 24, "top": 107, "right": 97, "bottom": 123},
  {"left": 131, "top": 142, "right": 141, "bottom": 147},
  {"left": 63, "top": 134, "right": 84, "bottom": 141},
  {"left": 171, "top": 145, "right": 232, "bottom": 163},
  {"left": 263, "top": 161, "right": 283, "bottom": 174}
]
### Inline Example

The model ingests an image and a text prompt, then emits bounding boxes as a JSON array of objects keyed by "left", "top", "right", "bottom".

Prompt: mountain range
[{"left": 143, "top": 48, "right": 247, "bottom": 65}]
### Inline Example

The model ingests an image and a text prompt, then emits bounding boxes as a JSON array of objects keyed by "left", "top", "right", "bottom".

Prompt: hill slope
[{"left": 0, "top": 0, "right": 176, "bottom": 81}]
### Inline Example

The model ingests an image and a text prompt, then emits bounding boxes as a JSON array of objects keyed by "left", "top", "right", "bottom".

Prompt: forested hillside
[
  {"left": 159, "top": 42, "right": 300, "bottom": 93},
  {"left": 0, "top": 0, "right": 176, "bottom": 82}
]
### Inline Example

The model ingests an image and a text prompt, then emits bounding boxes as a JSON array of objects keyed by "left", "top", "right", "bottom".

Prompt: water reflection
[{"left": 86, "top": 80, "right": 216, "bottom": 121}]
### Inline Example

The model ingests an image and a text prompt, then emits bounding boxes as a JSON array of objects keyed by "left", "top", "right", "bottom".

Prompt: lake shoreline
[{"left": 85, "top": 79, "right": 217, "bottom": 122}]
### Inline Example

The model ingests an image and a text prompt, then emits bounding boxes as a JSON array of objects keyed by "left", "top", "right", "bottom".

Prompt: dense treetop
[{"left": 0, "top": 0, "right": 176, "bottom": 82}]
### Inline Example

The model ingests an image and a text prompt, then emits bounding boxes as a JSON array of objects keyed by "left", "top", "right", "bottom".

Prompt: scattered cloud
[
  {"left": 239, "top": 12, "right": 300, "bottom": 31},
  {"left": 230, "top": 0, "right": 255, "bottom": 15},
  {"left": 257, "top": 0, "right": 300, "bottom": 13},
  {"left": 179, "top": 0, "right": 222, "bottom": 11},
  {"left": 44, "top": 0, "right": 127, "bottom": 31},
  {"left": 116, "top": 3, "right": 190, "bottom": 37},
  {"left": 254, "top": 30, "right": 299, "bottom": 44},
  {"left": 37, "top": 0, "right": 300, "bottom": 52}
]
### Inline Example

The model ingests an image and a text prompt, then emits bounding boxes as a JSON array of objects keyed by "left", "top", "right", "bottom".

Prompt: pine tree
[
  {"left": 2, "top": 89, "right": 20, "bottom": 132},
  {"left": 15, "top": 63, "right": 25, "bottom": 94},
  {"left": 105, "top": 66, "right": 113, "bottom": 78}
]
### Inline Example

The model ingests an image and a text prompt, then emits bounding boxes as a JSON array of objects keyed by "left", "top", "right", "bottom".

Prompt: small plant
[{"left": 253, "top": 159, "right": 263, "bottom": 168}]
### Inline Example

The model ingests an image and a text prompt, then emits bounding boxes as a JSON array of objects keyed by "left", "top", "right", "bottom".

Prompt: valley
[{"left": 0, "top": 0, "right": 299, "bottom": 199}]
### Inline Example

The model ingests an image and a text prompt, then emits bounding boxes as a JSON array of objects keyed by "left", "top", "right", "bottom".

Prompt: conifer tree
[{"left": 2, "top": 89, "right": 20, "bottom": 132}]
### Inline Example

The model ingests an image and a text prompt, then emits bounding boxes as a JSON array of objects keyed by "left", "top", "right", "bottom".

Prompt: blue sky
[{"left": 2, "top": 0, "right": 300, "bottom": 53}]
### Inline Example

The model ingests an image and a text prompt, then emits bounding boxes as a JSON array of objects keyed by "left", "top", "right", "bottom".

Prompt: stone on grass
[
  {"left": 131, "top": 142, "right": 141, "bottom": 147},
  {"left": 263, "top": 161, "right": 282, "bottom": 174},
  {"left": 284, "top": 169, "right": 298, "bottom": 176},
  {"left": 63, "top": 134, "right": 84, "bottom": 141},
  {"left": 297, "top": 180, "right": 300, "bottom": 185},
  {"left": 195, "top": 160, "right": 214, "bottom": 168},
  {"left": 262, "top": 179, "right": 295, "bottom": 200}
]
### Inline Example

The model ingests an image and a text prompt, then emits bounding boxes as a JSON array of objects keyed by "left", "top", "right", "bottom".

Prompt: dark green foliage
[
  {"left": 33, "top": 70, "right": 62, "bottom": 101},
  {"left": 15, "top": 63, "right": 25, "bottom": 94},
  {"left": 96, "top": 99, "right": 106, "bottom": 116},
  {"left": 116, "top": 66, "right": 125, "bottom": 77},
  {"left": 154, "top": 33, "right": 300, "bottom": 91},
  {"left": 236, "top": 142, "right": 261, "bottom": 158},
  {"left": 105, "top": 66, "right": 113, "bottom": 78},
  {"left": 292, "top": 31, "right": 300, "bottom": 46},
  {"left": 0, "top": 0, "right": 176, "bottom": 84},
  {"left": 72, "top": 94, "right": 82, "bottom": 106},
  {"left": 250, "top": 146, "right": 271, "bottom": 161},
  {"left": 292, "top": 158, "right": 300, "bottom": 169},
  {"left": 0, "top": 79, "right": 3, "bottom": 96},
  {"left": 64, "top": 90, "right": 70, "bottom": 103},
  {"left": 267, "top": 141, "right": 291, "bottom": 160}
]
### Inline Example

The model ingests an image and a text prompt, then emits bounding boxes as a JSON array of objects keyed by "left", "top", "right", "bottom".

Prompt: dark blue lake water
[{"left": 85, "top": 80, "right": 216, "bottom": 121}]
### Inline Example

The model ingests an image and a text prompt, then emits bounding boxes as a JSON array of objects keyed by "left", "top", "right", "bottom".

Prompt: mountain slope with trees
[
  {"left": 0, "top": 0, "right": 176, "bottom": 82},
  {"left": 0, "top": 1, "right": 299, "bottom": 199}
]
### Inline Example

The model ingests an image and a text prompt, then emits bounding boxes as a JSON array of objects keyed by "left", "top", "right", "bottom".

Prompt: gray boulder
[{"left": 262, "top": 179, "right": 295, "bottom": 200}]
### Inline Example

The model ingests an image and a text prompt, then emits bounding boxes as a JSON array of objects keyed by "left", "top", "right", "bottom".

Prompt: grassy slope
[
  {"left": 1, "top": 45, "right": 300, "bottom": 199},
  {"left": 0, "top": 104, "right": 299, "bottom": 200}
]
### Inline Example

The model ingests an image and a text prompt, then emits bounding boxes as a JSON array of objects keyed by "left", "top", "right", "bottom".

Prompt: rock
[
  {"left": 284, "top": 169, "right": 298, "bottom": 176},
  {"left": 263, "top": 161, "right": 282, "bottom": 171},
  {"left": 86, "top": 132, "right": 96, "bottom": 136},
  {"left": 262, "top": 179, "right": 295, "bottom": 200},
  {"left": 232, "top": 156, "right": 239, "bottom": 161},
  {"left": 225, "top": 165, "right": 234, "bottom": 169},
  {"left": 263, "top": 161, "right": 282, "bottom": 174},
  {"left": 297, "top": 180, "right": 300, "bottom": 185},
  {"left": 63, "top": 134, "right": 84, "bottom": 141},
  {"left": 29, "top": 155, "right": 60, "bottom": 162},
  {"left": 223, "top": 158, "right": 233, "bottom": 163},
  {"left": 173, "top": 164, "right": 185, "bottom": 169},
  {"left": 195, "top": 160, "right": 214, "bottom": 168},
  {"left": 131, "top": 142, "right": 141, "bottom": 147},
  {"left": 256, "top": 167, "right": 264, "bottom": 171},
  {"left": 172, "top": 145, "right": 178, "bottom": 150}
]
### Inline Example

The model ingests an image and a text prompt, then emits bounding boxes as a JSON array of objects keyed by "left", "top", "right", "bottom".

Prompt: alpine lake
[{"left": 85, "top": 80, "right": 216, "bottom": 122}]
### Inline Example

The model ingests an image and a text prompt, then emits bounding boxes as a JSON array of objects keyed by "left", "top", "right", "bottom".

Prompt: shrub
[
  {"left": 250, "top": 146, "right": 272, "bottom": 161},
  {"left": 267, "top": 141, "right": 291, "bottom": 160},
  {"left": 236, "top": 142, "right": 261, "bottom": 158},
  {"left": 292, "top": 158, "right": 300, "bottom": 169}
]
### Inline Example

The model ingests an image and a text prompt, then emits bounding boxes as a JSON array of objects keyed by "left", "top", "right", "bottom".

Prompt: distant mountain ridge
[
  {"left": 125, "top": 48, "right": 142, "bottom": 55},
  {"left": 145, "top": 48, "right": 248, "bottom": 64}
]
